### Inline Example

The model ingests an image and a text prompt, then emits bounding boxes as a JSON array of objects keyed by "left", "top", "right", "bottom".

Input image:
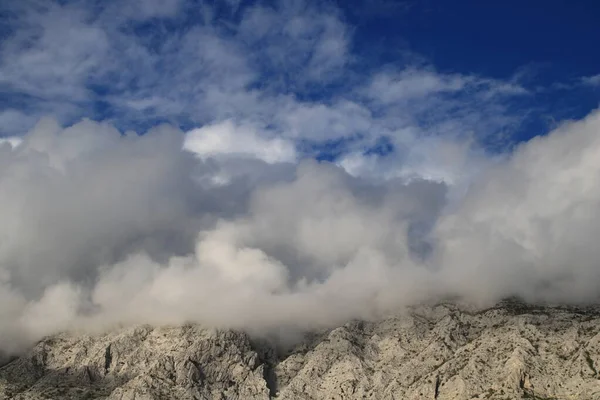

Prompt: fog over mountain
[{"left": 0, "top": 110, "right": 599, "bottom": 354}]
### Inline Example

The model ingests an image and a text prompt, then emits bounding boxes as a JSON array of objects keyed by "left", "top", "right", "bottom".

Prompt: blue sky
[
  {"left": 0, "top": 0, "right": 599, "bottom": 165},
  {"left": 345, "top": 0, "right": 600, "bottom": 138}
]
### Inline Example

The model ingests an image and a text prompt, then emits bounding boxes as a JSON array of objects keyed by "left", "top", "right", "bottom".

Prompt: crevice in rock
[
  {"left": 249, "top": 337, "right": 280, "bottom": 397},
  {"left": 585, "top": 350, "right": 597, "bottom": 376},
  {"left": 104, "top": 344, "right": 112, "bottom": 375},
  {"left": 187, "top": 358, "right": 205, "bottom": 383},
  {"left": 85, "top": 365, "right": 95, "bottom": 383},
  {"left": 434, "top": 375, "right": 440, "bottom": 399},
  {"left": 263, "top": 362, "right": 278, "bottom": 398}
]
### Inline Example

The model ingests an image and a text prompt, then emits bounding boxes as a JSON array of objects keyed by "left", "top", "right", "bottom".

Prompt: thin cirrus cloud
[{"left": 0, "top": 0, "right": 599, "bottom": 352}]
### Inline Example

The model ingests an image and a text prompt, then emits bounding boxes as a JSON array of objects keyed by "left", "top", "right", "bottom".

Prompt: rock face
[{"left": 2, "top": 301, "right": 600, "bottom": 399}]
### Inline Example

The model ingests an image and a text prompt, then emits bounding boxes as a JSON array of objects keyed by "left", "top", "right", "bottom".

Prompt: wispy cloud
[
  {"left": 1, "top": 0, "right": 530, "bottom": 160},
  {"left": 582, "top": 74, "right": 600, "bottom": 87}
]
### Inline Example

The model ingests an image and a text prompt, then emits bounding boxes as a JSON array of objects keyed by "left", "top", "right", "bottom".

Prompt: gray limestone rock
[{"left": 2, "top": 301, "right": 600, "bottom": 399}]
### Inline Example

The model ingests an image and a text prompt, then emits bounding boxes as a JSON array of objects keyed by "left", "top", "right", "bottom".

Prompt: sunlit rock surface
[{"left": 2, "top": 301, "right": 600, "bottom": 399}]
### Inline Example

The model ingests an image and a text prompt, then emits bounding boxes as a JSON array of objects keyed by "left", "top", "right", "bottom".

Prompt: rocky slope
[{"left": 2, "top": 301, "right": 600, "bottom": 399}]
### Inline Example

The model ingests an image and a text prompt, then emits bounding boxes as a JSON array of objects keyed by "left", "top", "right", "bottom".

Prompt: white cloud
[
  {"left": 0, "top": 137, "right": 23, "bottom": 149},
  {"left": 0, "top": 2, "right": 110, "bottom": 102},
  {"left": 0, "top": 119, "right": 205, "bottom": 300},
  {"left": 433, "top": 110, "right": 600, "bottom": 303},
  {"left": 337, "top": 135, "right": 481, "bottom": 186},
  {"left": 184, "top": 120, "right": 296, "bottom": 164},
  {"left": 365, "top": 69, "right": 468, "bottom": 104},
  {"left": 238, "top": 1, "right": 350, "bottom": 85},
  {"left": 1, "top": 111, "right": 600, "bottom": 350},
  {"left": 0, "top": 0, "right": 531, "bottom": 167},
  {"left": 276, "top": 100, "right": 373, "bottom": 141}
]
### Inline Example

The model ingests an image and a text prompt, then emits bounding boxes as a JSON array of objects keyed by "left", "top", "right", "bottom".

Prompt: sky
[
  {"left": 1, "top": 0, "right": 599, "bottom": 149},
  {"left": 0, "top": 0, "right": 600, "bottom": 351}
]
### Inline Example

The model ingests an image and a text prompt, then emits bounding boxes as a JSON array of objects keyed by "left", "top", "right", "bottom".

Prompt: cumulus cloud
[
  {"left": 0, "top": 110, "right": 600, "bottom": 353},
  {"left": 434, "top": 111, "right": 600, "bottom": 304},
  {"left": 184, "top": 120, "right": 296, "bottom": 164}
]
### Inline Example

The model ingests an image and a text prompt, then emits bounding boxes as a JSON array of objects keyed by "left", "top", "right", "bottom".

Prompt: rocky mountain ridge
[{"left": 2, "top": 300, "right": 600, "bottom": 399}]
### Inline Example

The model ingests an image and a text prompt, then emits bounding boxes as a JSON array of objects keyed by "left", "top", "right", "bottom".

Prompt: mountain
[{"left": 2, "top": 300, "right": 600, "bottom": 399}]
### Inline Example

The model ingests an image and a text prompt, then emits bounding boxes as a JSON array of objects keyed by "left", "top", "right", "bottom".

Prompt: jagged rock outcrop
[{"left": 2, "top": 301, "right": 600, "bottom": 399}]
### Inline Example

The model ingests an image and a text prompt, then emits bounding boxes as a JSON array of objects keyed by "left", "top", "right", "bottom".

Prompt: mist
[{"left": 0, "top": 110, "right": 600, "bottom": 352}]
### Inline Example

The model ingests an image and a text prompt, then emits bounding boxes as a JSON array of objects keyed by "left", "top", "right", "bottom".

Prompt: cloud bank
[{"left": 0, "top": 110, "right": 599, "bottom": 352}]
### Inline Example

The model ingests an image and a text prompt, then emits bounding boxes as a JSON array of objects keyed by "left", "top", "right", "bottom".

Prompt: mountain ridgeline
[{"left": 2, "top": 300, "right": 600, "bottom": 399}]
